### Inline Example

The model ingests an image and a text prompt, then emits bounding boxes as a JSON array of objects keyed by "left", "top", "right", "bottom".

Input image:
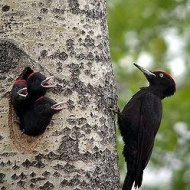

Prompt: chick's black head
[
  {"left": 11, "top": 80, "right": 28, "bottom": 103},
  {"left": 27, "top": 72, "right": 55, "bottom": 100},
  {"left": 27, "top": 72, "right": 46, "bottom": 97}
]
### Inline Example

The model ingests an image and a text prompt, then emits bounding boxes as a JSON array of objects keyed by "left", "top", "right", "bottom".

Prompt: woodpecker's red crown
[
  {"left": 153, "top": 70, "right": 175, "bottom": 83},
  {"left": 14, "top": 79, "right": 27, "bottom": 85},
  {"left": 134, "top": 63, "right": 176, "bottom": 98}
]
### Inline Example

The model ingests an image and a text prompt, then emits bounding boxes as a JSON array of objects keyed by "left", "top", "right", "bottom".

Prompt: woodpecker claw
[
  {"left": 17, "top": 87, "right": 28, "bottom": 97},
  {"left": 41, "top": 76, "right": 56, "bottom": 88},
  {"left": 14, "top": 117, "right": 21, "bottom": 124},
  {"left": 51, "top": 102, "right": 67, "bottom": 110}
]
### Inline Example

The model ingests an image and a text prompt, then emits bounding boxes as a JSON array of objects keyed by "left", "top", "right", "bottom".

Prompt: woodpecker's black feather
[
  {"left": 21, "top": 97, "right": 66, "bottom": 136},
  {"left": 118, "top": 63, "right": 176, "bottom": 190}
]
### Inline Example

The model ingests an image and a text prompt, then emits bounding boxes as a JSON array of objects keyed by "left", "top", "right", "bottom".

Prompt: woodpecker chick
[
  {"left": 10, "top": 79, "right": 28, "bottom": 114},
  {"left": 118, "top": 63, "right": 176, "bottom": 190},
  {"left": 17, "top": 67, "right": 34, "bottom": 80},
  {"left": 27, "top": 72, "right": 56, "bottom": 100},
  {"left": 10, "top": 79, "right": 30, "bottom": 128},
  {"left": 22, "top": 96, "right": 66, "bottom": 136}
]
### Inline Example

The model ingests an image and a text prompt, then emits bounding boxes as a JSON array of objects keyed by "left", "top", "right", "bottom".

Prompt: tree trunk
[{"left": 0, "top": 0, "right": 119, "bottom": 189}]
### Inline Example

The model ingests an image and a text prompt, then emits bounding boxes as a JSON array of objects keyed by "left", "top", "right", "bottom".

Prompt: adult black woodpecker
[
  {"left": 118, "top": 63, "right": 176, "bottom": 190},
  {"left": 27, "top": 72, "right": 56, "bottom": 100},
  {"left": 21, "top": 96, "right": 66, "bottom": 136}
]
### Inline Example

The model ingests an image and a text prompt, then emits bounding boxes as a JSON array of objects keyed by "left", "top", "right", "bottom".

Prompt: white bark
[{"left": 0, "top": 0, "right": 119, "bottom": 189}]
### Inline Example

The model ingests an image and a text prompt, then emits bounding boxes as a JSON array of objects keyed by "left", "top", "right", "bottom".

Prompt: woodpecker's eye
[{"left": 159, "top": 73, "right": 164, "bottom": 78}]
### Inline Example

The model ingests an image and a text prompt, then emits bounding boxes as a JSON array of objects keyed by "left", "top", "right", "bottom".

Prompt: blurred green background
[{"left": 108, "top": 0, "right": 190, "bottom": 189}]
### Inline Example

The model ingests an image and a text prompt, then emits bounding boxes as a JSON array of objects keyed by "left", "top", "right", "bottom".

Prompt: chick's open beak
[
  {"left": 51, "top": 102, "right": 67, "bottom": 111},
  {"left": 41, "top": 76, "right": 56, "bottom": 88},
  {"left": 17, "top": 87, "right": 28, "bottom": 98}
]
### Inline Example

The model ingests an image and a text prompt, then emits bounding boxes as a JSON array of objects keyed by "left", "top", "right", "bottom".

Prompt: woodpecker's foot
[
  {"left": 14, "top": 117, "right": 21, "bottom": 124},
  {"left": 109, "top": 107, "right": 120, "bottom": 114}
]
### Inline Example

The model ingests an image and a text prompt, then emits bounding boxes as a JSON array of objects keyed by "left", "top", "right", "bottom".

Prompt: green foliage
[{"left": 108, "top": 0, "right": 190, "bottom": 189}]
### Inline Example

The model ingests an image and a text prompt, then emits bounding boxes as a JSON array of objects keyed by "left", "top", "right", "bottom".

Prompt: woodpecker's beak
[
  {"left": 41, "top": 76, "right": 56, "bottom": 88},
  {"left": 17, "top": 87, "right": 28, "bottom": 98},
  {"left": 51, "top": 102, "right": 67, "bottom": 111},
  {"left": 134, "top": 63, "right": 156, "bottom": 79}
]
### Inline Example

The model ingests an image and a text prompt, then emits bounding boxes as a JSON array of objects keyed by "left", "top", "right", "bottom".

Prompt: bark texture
[{"left": 0, "top": 0, "right": 119, "bottom": 189}]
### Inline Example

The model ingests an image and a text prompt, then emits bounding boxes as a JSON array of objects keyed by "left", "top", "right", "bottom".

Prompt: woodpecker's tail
[
  {"left": 122, "top": 174, "right": 134, "bottom": 190},
  {"left": 134, "top": 171, "right": 143, "bottom": 189}
]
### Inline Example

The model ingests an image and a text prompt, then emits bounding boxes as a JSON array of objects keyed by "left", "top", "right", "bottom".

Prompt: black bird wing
[
  {"left": 135, "top": 95, "right": 161, "bottom": 187},
  {"left": 118, "top": 91, "right": 162, "bottom": 189}
]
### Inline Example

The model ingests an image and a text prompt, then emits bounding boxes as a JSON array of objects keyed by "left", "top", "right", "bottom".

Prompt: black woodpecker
[
  {"left": 21, "top": 96, "right": 66, "bottom": 136},
  {"left": 118, "top": 63, "right": 176, "bottom": 190}
]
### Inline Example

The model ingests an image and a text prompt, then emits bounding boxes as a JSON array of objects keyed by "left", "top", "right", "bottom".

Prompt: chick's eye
[{"left": 159, "top": 73, "right": 164, "bottom": 78}]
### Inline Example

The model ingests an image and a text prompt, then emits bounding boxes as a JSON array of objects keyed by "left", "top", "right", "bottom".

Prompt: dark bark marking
[
  {"left": 53, "top": 171, "right": 61, "bottom": 177},
  {"left": 2, "top": 5, "right": 10, "bottom": 12},
  {"left": 45, "top": 151, "right": 60, "bottom": 161},
  {"left": 60, "top": 179, "right": 68, "bottom": 187},
  {"left": 0, "top": 40, "right": 25, "bottom": 73},
  {"left": 30, "top": 172, "right": 36, "bottom": 178},
  {"left": 63, "top": 163, "right": 76, "bottom": 173},
  {"left": 42, "top": 171, "right": 51, "bottom": 178},
  {"left": 68, "top": 0, "right": 80, "bottom": 14},
  {"left": 39, "top": 181, "right": 54, "bottom": 190},
  {"left": 50, "top": 50, "right": 68, "bottom": 61},
  {"left": 0, "top": 173, "right": 6, "bottom": 183},
  {"left": 40, "top": 50, "right": 47, "bottom": 58},
  {"left": 31, "top": 177, "right": 46, "bottom": 183},
  {"left": 11, "top": 174, "right": 19, "bottom": 180},
  {"left": 22, "top": 159, "right": 32, "bottom": 168},
  {"left": 17, "top": 180, "right": 26, "bottom": 188},
  {"left": 33, "top": 160, "right": 46, "bottom": 168}
]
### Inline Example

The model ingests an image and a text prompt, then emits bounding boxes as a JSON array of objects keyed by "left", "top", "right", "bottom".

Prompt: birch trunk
[{"left": 0, "top": 0, "right": 119, "bottom": 189}]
